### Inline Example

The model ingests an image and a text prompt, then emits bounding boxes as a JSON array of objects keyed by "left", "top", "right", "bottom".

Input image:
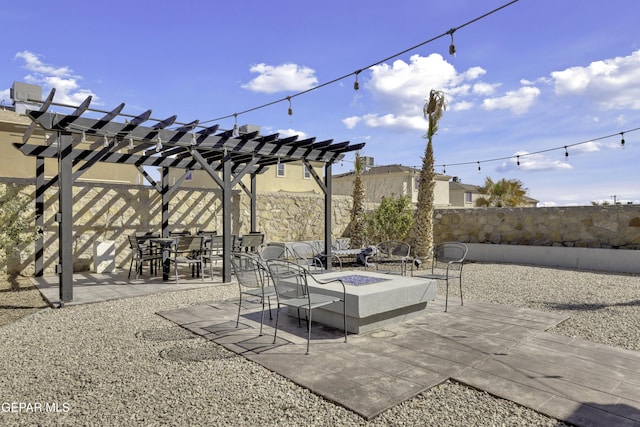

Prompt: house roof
[{"left": 335, "top": 163, "right": 451, "bottom": 180}]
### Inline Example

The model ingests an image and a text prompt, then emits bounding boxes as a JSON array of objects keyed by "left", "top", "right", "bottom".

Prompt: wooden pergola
[{"left": 13, "top": 89, "right": 364, "bottom": 304}]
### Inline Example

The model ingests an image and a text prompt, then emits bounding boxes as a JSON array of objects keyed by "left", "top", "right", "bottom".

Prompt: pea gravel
[{"left": 1, "top": 262, "right": 638, "bottom": 426}]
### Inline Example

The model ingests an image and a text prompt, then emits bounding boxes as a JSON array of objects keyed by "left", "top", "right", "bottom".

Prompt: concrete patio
[{"left": 32, "top": 269, "right": 640, "bottom": 425}]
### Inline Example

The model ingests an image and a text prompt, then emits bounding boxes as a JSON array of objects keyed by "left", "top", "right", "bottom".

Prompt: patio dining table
[{"left": 150, "top": 237, "right": 177, "bottom": 281}]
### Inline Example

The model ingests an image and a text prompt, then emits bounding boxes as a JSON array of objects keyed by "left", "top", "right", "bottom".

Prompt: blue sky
[{"left": 1, "top": 0, "right": 639, "bottom": 206}]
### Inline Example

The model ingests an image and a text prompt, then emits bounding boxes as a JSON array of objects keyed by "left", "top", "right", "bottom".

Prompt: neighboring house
[
  {"left": 449, "top": 177, "right": 539, "bottom": 208},
  {"left": 3, "top": 82, "right": 321, "bottom": 193},
  {"left": 332, "top": 162, "right": 451, "bottom": 207}
]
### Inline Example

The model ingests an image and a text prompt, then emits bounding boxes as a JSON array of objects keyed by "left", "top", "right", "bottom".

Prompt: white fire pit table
[{"left": 299, "top": 270, "right": 437, "bottom": 334}]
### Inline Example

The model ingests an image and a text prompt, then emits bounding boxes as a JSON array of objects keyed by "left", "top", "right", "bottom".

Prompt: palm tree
[
  {"left": 350, "top": 152, "right": 367, "bottom": 248},
  {"left": 476, "top": 177, "right": 529, "bottom": 207},
  {"left": 414, "top": 89, "right": 446, "bottom": 258}
]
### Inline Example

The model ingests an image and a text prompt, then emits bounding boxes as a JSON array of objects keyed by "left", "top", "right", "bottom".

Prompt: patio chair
[
  {"left": 237, "top": 232, "right": 265, "bottom": 254},
  {"left": 230, "top": 252, "right": 276, "bottom": 336},
  {"left": 199, "top": 233, "right": 222, "bottom": 278},
  {"left": 368, "top": 240, "right": 411, "bottom": 275},
  {"left": 412, "top": 242, "right": 468, "bottom": 312},
  {"left": 167, "top": 235, "right": 205, "bottom": 284},
  {"left": 290, "top": 241, "right": 325, "bottom": 272},
  {"left": 127, "top": 235, "right": 163, "bottom": 280},
  {"left": 266, "top": 259, "right": 347, "bottom": 355},
  {"left": 257, "top": 242, "right": 287, "bottom": 262}
]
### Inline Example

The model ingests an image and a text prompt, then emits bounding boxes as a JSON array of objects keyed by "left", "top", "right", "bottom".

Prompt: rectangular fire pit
[{"left": 299, "top": 270, "right": 437, "bottom": 333}]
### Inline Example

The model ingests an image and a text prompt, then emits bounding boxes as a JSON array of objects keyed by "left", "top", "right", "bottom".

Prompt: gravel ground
[{"left": 1, "top": 262, "right": 638, "bottom": 426}]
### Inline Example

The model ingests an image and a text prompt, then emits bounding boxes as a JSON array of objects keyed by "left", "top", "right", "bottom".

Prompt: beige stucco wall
[
  {"left": 333, "top": 171, "right": 450, "bottom": 206},
  {"left": 165, "top": 161, "right": 324, "bottom": 194},
  {"left": 1, "top": 109, "right": 145, "bottom": 184}
]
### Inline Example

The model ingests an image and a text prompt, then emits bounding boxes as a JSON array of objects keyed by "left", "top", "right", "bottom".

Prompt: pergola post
[
  {"left": 324, "top": 162, "right": 333, "bottom": 272},
  {"left": 222, "top": 151, "right": 232, "bottom": 282},
  {"left": 35, "top": 156, "right": 45, "bottom": 277},
  {"left": 161, "top": 167, "right": 169, "bottom": 237},
  {"left": 250, "top": 173, "right": 257, "bottom": 232},
  {"left": 57, "top": 132, "right": 74, "bottom": 303}
]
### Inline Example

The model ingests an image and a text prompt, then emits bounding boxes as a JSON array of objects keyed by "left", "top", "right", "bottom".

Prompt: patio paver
[{"left": 157, "top": 297, "right": 640, "bottom": 424}]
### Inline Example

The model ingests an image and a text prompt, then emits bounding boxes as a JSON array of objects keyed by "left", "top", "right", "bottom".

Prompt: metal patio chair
[
  {"left": 412, "top": 242, "right": 468, "bottom": 312},
  {"left": 230, "top": 252, "right": 276, "bottom": 335},
  {"left": 168, "top": 235, "right": 205, "bottom": 284},
  {"left": 127, "top": 234, "right": 162, "bottom": 280},
  {"left": 266, "top": 259, "right": 347, "bottom": 355},
  {"left": 368, "top": 240, "right": 411, "bottom": 275},
  {"left": 290, "top": 241, "right": 325, "bottom": 272}
]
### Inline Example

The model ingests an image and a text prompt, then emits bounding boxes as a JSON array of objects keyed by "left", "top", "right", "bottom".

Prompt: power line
[{"left": 200, "top": 0, "right": 520, "bottom": 125}]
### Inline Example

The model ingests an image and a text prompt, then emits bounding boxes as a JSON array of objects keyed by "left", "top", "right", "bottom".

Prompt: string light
[
  {"left": 621, "top": 132, "right": 625, "bottom": 149},
  {"left": 103, "top": 134, "right": 109, "bottom": 148},
  {"left": 354, "top": 70, "right": 361, "bottom": 91},
  {"left": 232, "top": 113, "right": 239, "bottom": 138},
  {"left": 477, "top": 161, "right": 481, "bottom": 173},
  {"left": 447, "top": 28, "right": 457, "bottom": 56},
  {"left": 564, "top": 146, "right": 569, "bottom": 160},
  {"left": 191, "top": 132, "right": 197, "bottom": 146},
  {"left": 287, "top": 96, "right": 293, "bottom": 116},
  {"left": 434, "top": 127, "right": 640, "bottom": 172},
  {"left": 200, "top": 1, "right": 520, "bottom": 125},
  {"left": 516, "top": 155, "right": 520, "bottom": 167},
  {"left": 155, "top": 136, "right": 162, "bottom": 152},
  {"left": 443, "top": 165, "right": 446, "bottom": 174},
  {"left": 128, "top": 137, "right": 134, "bottom": 150}
]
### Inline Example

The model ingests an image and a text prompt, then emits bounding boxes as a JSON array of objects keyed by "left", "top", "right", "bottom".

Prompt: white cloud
[
  {"left": 550, "top": 49, "right": 640, "bottom": 109},
  {"left": 342, "top": 116, "right": 362, "bottom": 129},
  {"left": 357, "top": 113, "right": 426, "bottom": 131},
  {"left": 0, "top": 88, "right": 10, "bottom": 102},
  {"left": 345, "top": 53, "right": 489, "bottom": 131},
  {"left": 241, "top": 63, "right": 318, "bottom": 94},
  {"left": 276, "top": 128, "right": 308, "bottom": 139},
  {"left": 482, "top": 86, "right": 540, "bottom": 115},
  {"left": 14, "top": 50, "right": 98, "bottom": 106},
  {"left": 472, "top": 82, "right": 499, "bottom": 96}
]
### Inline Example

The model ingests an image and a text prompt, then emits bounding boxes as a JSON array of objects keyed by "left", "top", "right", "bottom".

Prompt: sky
[{"left": 1, "top": 0, "right": 639, "bottom": 206}]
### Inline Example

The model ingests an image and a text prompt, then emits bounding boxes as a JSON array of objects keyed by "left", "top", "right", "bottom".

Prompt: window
[
  {"left": 303, "top": 165, "right": 311, "bottom": 179},
  {"left": 465, "top": 192, "right": 473, "bottom": 203},
  {"left": 276, "top": 162, "right": 285, "bottom": 177}
]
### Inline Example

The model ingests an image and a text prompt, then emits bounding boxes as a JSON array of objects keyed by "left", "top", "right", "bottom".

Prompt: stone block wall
[
  {"left": 433, "top": 206, "right": 640, "bottom": 249},
  {"left": 1, "top": 180, "right": 353, "bottom": 275}
]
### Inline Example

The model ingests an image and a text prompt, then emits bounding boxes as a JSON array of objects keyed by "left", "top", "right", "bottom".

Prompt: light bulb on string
[
  {"left": 232, "top": 113, "right": 239, "bottom": 138},
  {"left": 191, "top": 132, "right": 197, "bottom": 146},
  {"left": 564, "top": 146, "right": 569, "bottom": 161},
  {"left": 516, "top": 155, "right": 520, "bottom": 167},
  {"left": 477, "top": 161, "right": 481, "bottom": 173},
  {"left": 448, "top": 28, "right": 456, "bottom": 56},
  {"left": 354, "top": 70, "right": 361, "bottom": 91},
  {"left": 156, "top": 136, "right": 163, "bottom": 153},
  {"left": 103, "top": 134, "right": 109, "bottom": 148},
  {"left": 128, "top": 137, "right": 134, "bottom": 150},
  {"left": 287, "top": 96, "right": 293, "bottom": 116},
  {"left": 621, "top": 132, "right": 626, "bottom": 149},
  {"left": 443, "top": 165, "right": 446, "bottom": 174}
]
